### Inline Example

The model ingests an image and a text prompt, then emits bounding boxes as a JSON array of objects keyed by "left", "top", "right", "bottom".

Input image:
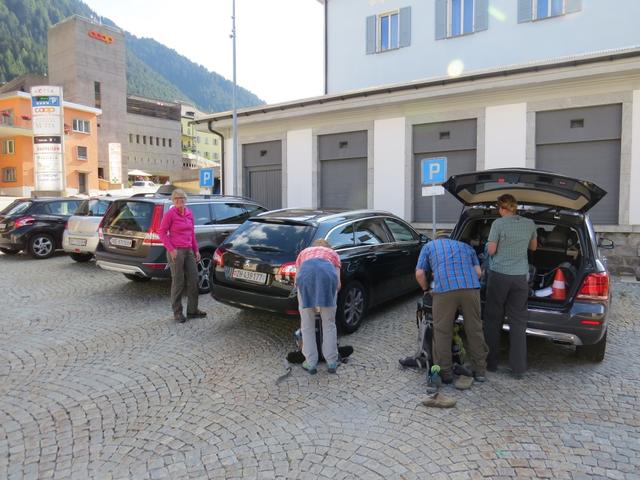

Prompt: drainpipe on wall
[
  {"left": 324, "top": 0, "right": 328, "bottom": 95},
  {"left": 208, "top": 122, "right": 225, "bottom": 195}
]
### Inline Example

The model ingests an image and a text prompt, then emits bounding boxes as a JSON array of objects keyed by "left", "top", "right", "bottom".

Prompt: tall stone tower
[{"left": 48, "top": 15, "right": 127, "bottom": 183}]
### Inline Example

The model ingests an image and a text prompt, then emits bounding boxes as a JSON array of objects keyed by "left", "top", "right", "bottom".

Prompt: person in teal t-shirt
[{"left": 484, "top": 194, "right": 537, "bottom": 379}]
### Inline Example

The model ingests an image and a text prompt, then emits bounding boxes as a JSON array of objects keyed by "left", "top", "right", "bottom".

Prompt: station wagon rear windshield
[
  {"left": 1, "top": 200, "right": 32, "bottom": 216},
  {"left": 227, "top": 220, "right": 315, "bottom": 256},
  {"left": 102, "top": 201, "right": 155, "bottom": 232}
]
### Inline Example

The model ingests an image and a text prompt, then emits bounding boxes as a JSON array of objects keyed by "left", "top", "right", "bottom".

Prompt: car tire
[
  {"left": 197, "top": 251, "right": 213, "bottom": 294},
  {"left": 576, "top": 330, "right": 607, "bottom": 362},
  {"left": 70, "top": 252, "right": 93, "bottom": 263},
  {"left": 0, "top": 247, "right": 20, "bottom": 255},
  {"left": 29, "top": 234, "right": 55, "bottom": 259},
  {"left": 123, "top": 273, "right": 151, "bottom": 283},
  {"left": 336, "top": 280, "right": 367, "bottom": 334}
]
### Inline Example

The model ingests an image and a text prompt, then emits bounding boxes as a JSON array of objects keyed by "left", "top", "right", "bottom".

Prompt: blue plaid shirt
[{"left": 416, "top": 239, "right": 480, "bottom": 293}]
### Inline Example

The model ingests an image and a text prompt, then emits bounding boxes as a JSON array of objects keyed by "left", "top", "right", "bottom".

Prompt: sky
[{"left": 83, "top": 0, "right": 325, "bottom": 105}]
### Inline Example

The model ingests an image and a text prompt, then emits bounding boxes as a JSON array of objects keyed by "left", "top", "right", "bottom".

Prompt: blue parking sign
[
  {"left": 421, "top": 157, "right": 447, "bottom": 185},
  {"left": 199, "top": 168, "right": 214, "bottom": 188}
]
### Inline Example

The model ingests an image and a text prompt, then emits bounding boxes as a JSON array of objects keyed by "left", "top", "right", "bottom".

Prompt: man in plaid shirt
[{"left": 415, "top": 232, "right": 488, "bottom": 386}]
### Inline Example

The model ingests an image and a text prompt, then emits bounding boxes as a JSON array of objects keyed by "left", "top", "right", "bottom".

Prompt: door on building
[
  {"left": 243, "top": 140, "right": 282, "bottom": 210},
  {"left": 319, "top": 131, "right": 368, "bottom": 210},
  {"left": 78, "top": 173, "right": 88, "bottom": 194},
  {"left": 536, "top": 104, "right": 621, "bottom": 225},
  {"left": 413, "top": 119, "right": 477, "bottom": 223}
]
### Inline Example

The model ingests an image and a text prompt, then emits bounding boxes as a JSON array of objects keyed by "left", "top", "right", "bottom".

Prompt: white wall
[
  {"left": 630, "top": 90, "right": 640, "bottom": 224},
  {"left": 286, "top": 129, "right": 313, "bottom": 208},
  {"left": 223, "top": 137, "right": 236, "bottom": 195},
  {"left": 373, "top": 117, "right": 406, "bottom": 218},
  {"left": 484, "top": 103, "right": 527, "bottom": 169}
]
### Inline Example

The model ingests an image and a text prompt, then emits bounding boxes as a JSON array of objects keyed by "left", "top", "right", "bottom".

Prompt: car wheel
[
  {"left": 29, "top": 234, "right": 55, "bottom": 259},
  {"left": 197, "top": 251, "right": 213, "bottom": 294},
  {"left": 70, "top": 252, "right": 93, "bottom": 263},
  {"left": 336, "top": 280, "right": 367, "bottom": 334},
  {"left": 576, "top": 330, "right": 607, "bottom": 362},
  {"left": 0, "top": 247, "right": 20, "bottom": 255},
  {"left": 123, "top": 273, "right": 151, "bottom": 282}
]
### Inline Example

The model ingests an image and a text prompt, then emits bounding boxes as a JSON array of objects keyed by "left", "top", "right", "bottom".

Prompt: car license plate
[
  {"left": 110, "top": 237, "right": 133, "bottom": 248},
  {"left": 232, "top": 268, "right": 267, "bottom": 284},
  {"left": 70, "top": 238, "right": 87, "bottom": 246}
]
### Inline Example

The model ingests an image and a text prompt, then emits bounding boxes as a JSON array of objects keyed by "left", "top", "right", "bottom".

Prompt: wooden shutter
[
  {"left": 435, "top": 0, "right": 447, "bottom": 40},
  {"left": 475, "top": 0, "right": 489, "bottom": 32},
  {"left": 565, "top": 0, "right": 582, "bottom": 14},
  {"left": 517, "top": 0, "right": 532, "bottom": 23},
  {"left": 399, "top": 7, "right": 411, "bottom": 48},
  {"left": 366, "top": 15, "right": 376, "bottom": 54}
]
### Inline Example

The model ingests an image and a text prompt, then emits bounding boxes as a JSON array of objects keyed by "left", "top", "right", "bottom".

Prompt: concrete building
[
  {"left": 47, "top": 15, "right": 127, "bottom": 184},
  {"left": 194, "top": 0, "right": 640, "bottom": 274},
  {"left": 0, "top": 91, "right": 101, "bottom": 196}
]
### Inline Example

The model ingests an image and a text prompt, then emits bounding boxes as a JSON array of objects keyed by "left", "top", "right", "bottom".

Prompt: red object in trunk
[{"left": 551, "top": 269, "right": 566, "bottom": 300}]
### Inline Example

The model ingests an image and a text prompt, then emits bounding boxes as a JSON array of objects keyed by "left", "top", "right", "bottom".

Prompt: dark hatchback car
[
  {"left": 95, "top": 194, "right": 267, "bottom": 293},
  {"left": 436, "top": 168, "right": 612, "bottom": 361},
  {"left": 210, "top": 209, "right": 428, "bottom": 332},
  {"left": 0, "top": 197, "right": 83, "bottom": 259}
]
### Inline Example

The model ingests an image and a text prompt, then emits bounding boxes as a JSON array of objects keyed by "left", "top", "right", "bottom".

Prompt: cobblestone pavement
[{"left": 0, "top": 253, "right": 639, "bottom": 480}]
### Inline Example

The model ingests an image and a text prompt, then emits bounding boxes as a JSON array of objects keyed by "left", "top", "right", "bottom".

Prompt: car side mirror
[
  {"left": 598, "top": 237, "right": 614, "bottom": 250},
  {"left": 419, "top": 233, "right": 429, "bottom": 244}
]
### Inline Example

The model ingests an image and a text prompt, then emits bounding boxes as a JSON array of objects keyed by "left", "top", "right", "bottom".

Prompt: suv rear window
[
  {"left": 75, "top": 199, "right": 111, "bottom": 217},
  {"left": 1, "top": 200, "right": 32, "bottom": 216},
  {"left": 103, "top": 201, "right": 155, "bottom": 232},
  {"left": 227, "top": 220, "right": 315, "bottom": 255}
]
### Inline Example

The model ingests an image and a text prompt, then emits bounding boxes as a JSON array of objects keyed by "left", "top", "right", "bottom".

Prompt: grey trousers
[
  {"left": 432, "top": 288, "right": 488, "bottom": 377},
  {"left": 484, "top": 270, "right": 529, "bottom": 374},
  {"left": 298, "top": 294, "right": 338, "bottom": 366},
  {"left": 168, "top": 248, "right": 199, "bottom": 318}
]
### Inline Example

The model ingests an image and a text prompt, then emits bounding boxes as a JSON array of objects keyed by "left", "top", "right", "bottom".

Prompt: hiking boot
[
  {"left": 421, "top": 392, "right": 456, "bottom": 408},
  {"left": 454, "top": 375, "right": 474, "bottom": 390},
  {"left": 302, "top": 361, "right": 317, "bottom": 375},
  {"left": 473, "top": 372, "right": 487, "bottom": 383},
  {"left": 174, "top": 314, "right": 187, "bottom": 323},
  {"left": 327, "top": 363, "right": 338, "bottom": 374},
  {"left": 187, "top": 309, "right": 207, "bottom": 319}
]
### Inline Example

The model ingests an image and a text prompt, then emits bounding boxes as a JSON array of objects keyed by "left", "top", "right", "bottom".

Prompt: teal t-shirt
[{"left": 488, "top": 215, "right": 536, "bottom": 275}]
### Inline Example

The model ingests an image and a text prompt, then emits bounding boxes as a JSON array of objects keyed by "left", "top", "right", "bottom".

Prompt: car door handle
[{"left": 365, "top": 254, "right": 377, "bottom": 262}]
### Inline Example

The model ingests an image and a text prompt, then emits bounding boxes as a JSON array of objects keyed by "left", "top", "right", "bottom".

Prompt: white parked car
[
  {"left": 63, "top": 197, "right": 114, "bottom": 262},
  {"left": 131, "top": 180, "right": 157, "bottom": 189}
]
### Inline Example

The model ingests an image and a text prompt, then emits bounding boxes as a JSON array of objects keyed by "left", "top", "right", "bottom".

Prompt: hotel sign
[{"left": 31, "top": 86, "right": 65, "bottom": 191}]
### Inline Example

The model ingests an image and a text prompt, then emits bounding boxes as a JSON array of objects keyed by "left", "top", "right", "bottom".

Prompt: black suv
[
  {"left": 0, "top": 198, "right": 83, "bottom": 259},
  {"left": 438, "top": 168, "right": 612, "bottom": 361},
  {"left": 95, "top": 195, "right": 267, "bottom": 293},
  {"left": 210, "top": 209, "right": 428, "bottom": 332}
]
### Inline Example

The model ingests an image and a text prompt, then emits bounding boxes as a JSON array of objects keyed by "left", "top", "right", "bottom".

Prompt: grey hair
[{"left": 171, "top": 188, "right": 187, "bottom": 201}]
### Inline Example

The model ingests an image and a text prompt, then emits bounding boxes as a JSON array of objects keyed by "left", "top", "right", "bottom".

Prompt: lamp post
[{"left": 231, "top": 0, "right": 238, "bottom": 195}]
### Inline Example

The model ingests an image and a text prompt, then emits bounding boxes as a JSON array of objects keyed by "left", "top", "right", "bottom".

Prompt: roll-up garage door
[
  {"left": 243, "top": 140, "right": 282, "bottom": 210},
  {"left": 536, "top": 104, "right": 621, "bottom": 224},
  {"left": 413, "top": 119, "right": 477, "bottom": 223},
  {"left": 319, "top": 131, "right": 367, "bottom": 209}
]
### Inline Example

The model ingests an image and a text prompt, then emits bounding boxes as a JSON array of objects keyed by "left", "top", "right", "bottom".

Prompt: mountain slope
[{"left": 0, "top": 0, "right": 264, "bottom": 112}]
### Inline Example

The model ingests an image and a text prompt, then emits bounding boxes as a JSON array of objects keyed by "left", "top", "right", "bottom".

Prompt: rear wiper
[{"left": 250, "top": 245, "right": 283, "bottom": 252}]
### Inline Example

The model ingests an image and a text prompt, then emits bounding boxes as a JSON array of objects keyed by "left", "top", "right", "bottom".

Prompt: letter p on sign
[{"left": 421, "top": 157, "right": 447, "bottom": 185}]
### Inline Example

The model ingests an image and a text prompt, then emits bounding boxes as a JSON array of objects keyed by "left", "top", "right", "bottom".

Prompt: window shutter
[
  {"left": 435, "top": 0, "right": 447, "bottom": 40},
  {"left": 565, "top": 0, "right": 582, "bottom": 14},
  {"left": 366, "top": 15, "right": 376, "bottom": 54},
  {"left": 517, "top": 0, "right": 532, "bottom": 23},
  {"left": 399, "top": 7, "right": 411, "bottom": 48},
  {"left": 475, "top": 0, "right": 489, "bottom": 32}
]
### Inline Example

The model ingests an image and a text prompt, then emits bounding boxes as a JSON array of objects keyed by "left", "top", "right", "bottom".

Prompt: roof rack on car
[{"left": 186, "top": 193, "right": 258, "bottom": 202}]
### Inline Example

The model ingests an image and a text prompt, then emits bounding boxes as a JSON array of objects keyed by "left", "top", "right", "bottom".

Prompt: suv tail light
[
  {"left": 277, "top": 262, "right": 297, "bottom": 285},
  {"left": 213, "top": 247, "right": 224, "bottom": 267},
  {"left": 576, "top": 272, "right": 609, "bottom": 301},
  {"left": 97, "top": 216, "right": 106, "bottom": 241},
  {"left": 142, "top": 205, "right": 165, "bottom": 246},
  {"left": 14, "top": 216, "right": 35, "bottom": 228}
]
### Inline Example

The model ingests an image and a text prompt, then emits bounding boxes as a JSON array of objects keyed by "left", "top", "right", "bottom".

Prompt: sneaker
[
  {"left": 327, "top": 363, "right": 338, "bottom": 374},
  {"left": 473, "top": 372, "right": 487, "bottom": 383},
  {"left": 454, "top": 375, "right": 474, "bottom": 390},
  {"left": 187, "top": 309, "right": 207, "bottom": 319},
  {"left": 302, "top": 361, "right": 317, "bottom": 375}
]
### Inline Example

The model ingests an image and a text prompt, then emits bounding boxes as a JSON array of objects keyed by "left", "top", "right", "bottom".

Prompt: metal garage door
[
  {"left": 243, "top": 140, "right": 282, "bottom": 210},
  {"left": 536, "top": 104, "right": 621, "bottom": 224},
  {"left": 319, "top": 131, "right": 367, "bottom": 209},
  {"left": 413, "top": 119, "right": 477, "bottom": 223}
]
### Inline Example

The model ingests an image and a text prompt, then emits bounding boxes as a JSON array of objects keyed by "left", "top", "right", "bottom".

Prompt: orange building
[{"left": 0, "top": 91, "right": 101, "bottom": 196}]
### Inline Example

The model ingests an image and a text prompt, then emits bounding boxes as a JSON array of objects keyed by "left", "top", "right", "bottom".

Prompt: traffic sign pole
[
  {"left": 420, "top": 157, "right": 447, "bottom": 240},
  {"left": 432, "top": 183, "right": 436, "bottom": 239}
]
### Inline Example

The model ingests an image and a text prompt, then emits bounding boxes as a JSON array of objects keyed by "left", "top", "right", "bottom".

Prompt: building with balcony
[
  {"left": 181, "top": 104, "right": 221, "bottom": 188},
  {"left": 0, "top": 91, "right": 101, "bottom": 196}
]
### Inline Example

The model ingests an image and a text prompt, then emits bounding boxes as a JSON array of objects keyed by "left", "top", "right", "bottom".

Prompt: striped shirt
[
  {"left": 295, "top": 246, "right": 341, "bottom": 271},
  {"left": 488, "top": 215, "right": 536, "bottom": 275},
  {"left": 416, "top": 239, "right": 480, "bottom": 293}
]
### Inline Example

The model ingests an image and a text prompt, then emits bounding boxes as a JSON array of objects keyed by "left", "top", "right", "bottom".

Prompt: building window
[
  {"left": 143, "top": 135, "right": 147, "bottom": 145},
  {"left": 449, "top": 0, "right": 474, "bottom": 36},
  {"left": 213, "top": 152, "right": 219, "bottom": 160},
  {"left": 98, "top": 167, "right": 104, "bottom": 179},
  {"left": 1, "top": 109, "right": 13, "bottom": 126},
  {"left": 379, "top": 11, "right": 399, "bottom": 51},
  {"left": 168, "top": 139, "right": 172, "bottom": 148},
  {"left": 77, "top": 146, "right": 88, "bottom": 160},
  {"left": 94, "top": 81, "right": 101, "bottom": 109},
  {"left": 129, "top": 133, "right": 133, "bottom": 143},
  {"left": 205, "top": 152, "right": 210, "bottom": 159},
  {"left": 2, "top": 167, "right": 17, "bottom": 182},
  {"left": 366, "top": 7, "right": 410, "bottom": 54},
  {"left": 156, "top": 137, "right": 159, "bottom": 146},
  {"left": 162, "top": 138, "right": 166, "bottom": 147},
  {"left": 72, "top": 119, "right": 90, "bottom": 133},
  {"left": 519, "top": 0, "right": 580, "bottom": 23},
  {"left": 213, "top": 138, "right": 218, "bottom": 146},
  {"left": 1, "top": 139, "right": 15, "bottom": 154},
  {"left": 436, "top": 0, "right": 487, "bottom": 40},
  {"left": 534, "top": 0, "right": 564, "bottom": 19}
]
